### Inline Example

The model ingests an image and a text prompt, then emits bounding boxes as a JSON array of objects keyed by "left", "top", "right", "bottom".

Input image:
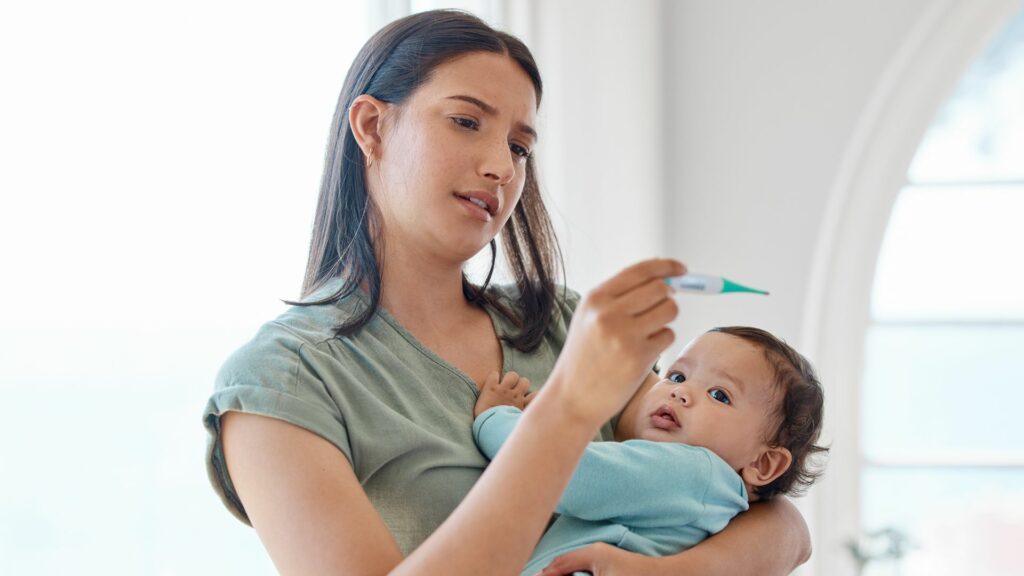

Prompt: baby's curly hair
[{"left": 709, "top": 326, "right": 828, "bottom": 499}]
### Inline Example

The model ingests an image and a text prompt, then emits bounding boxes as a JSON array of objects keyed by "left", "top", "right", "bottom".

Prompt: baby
[{"left": 473, "top": 326, "right": 827, "bottom": 576}]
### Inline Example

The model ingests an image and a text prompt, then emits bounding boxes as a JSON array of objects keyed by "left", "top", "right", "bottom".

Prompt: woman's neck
[{"left": 376, "top": 241, "right": 479, "bottom": 331}]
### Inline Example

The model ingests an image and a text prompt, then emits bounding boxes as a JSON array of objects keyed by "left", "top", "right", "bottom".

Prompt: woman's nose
[{"left": 481, "top": 140, "right": 516, "bottom": 186}]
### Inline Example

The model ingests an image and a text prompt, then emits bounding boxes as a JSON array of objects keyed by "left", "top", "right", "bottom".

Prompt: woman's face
[{"left": 371, "top": 52, "right": 539, "bottom": 265}]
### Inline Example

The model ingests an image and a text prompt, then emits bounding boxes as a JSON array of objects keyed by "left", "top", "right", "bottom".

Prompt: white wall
[
  {"left": 533, "top": 0, "right": 933, "bottom": 346},
  {"left": 663, "top": 0, "right": 938, "bottom": 347},
  {"left": 529, "top": 0, "right": 666, "bottom": 292}
]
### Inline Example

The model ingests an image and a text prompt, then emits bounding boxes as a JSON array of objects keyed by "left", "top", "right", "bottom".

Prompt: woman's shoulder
[{"left": 214, "top": 291, "right": 363, "bottom": 391}]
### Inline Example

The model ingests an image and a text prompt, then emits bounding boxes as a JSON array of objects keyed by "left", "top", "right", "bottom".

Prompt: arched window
[{"left": 855, "top": 7, "right": 1024, "bottom": 575}]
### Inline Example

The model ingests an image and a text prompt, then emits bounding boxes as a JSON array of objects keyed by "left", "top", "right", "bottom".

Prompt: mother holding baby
[{"left": 203, "top": 10, "right": 809, "bottom": 575}]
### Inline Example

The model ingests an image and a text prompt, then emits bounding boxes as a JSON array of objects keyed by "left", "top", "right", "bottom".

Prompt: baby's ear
[{"left": 740, "top": 446, "right": 792, "bottom": 489}]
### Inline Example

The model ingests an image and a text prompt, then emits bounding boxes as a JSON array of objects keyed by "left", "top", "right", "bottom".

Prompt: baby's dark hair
[{"left": 709, "top": 326, "right": 828, "bottom": 499}]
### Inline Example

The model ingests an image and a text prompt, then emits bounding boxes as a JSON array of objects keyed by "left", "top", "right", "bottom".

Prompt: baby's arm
[{"left": 474, "top": 406, "right": 744, "bottom": 529}]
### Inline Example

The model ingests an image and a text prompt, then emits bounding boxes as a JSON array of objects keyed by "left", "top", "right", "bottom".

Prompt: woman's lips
[
  {"left": 650, "top": 405, "right": 681, "bottom": 430},
  {"left": 454, "top": 193, "right": 493, "bottom": 222}
]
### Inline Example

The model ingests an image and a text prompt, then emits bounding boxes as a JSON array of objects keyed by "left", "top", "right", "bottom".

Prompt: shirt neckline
[{"left": 355, "top": 289, "right": 512, "bottom": 393}]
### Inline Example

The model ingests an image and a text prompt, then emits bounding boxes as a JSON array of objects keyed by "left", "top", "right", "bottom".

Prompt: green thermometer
[{"left": 666, "top": 273, "right": 769, "bottom": 295}]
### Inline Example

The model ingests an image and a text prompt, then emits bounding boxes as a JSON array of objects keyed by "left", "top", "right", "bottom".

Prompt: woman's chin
[{"left": 453, "top": 239, "right": 499, "bottom": 267}]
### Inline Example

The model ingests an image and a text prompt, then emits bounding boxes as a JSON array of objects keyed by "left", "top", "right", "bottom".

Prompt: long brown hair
[{"left": 287, "top": 10, "right": 563, "bottom": 352}]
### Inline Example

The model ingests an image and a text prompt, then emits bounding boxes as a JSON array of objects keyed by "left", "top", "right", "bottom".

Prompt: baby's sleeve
[
  {"left": 202, "top": 321, "right": 352, "bottom": 525},
  {"left": 472, "top": 405, "right": 523, "bottom": 460}
]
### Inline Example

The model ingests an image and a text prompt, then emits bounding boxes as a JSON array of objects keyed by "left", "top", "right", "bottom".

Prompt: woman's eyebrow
[{"left": 446, "top": 94, "right": 538, "bottom": 142}]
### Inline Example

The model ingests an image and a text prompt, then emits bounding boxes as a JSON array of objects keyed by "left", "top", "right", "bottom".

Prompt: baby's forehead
[
  {"left": 669, "top": 335, "right": 778, "bottom": 394},
  {"left": 671, "top": 332, "right": 764, "bottom": 367}
]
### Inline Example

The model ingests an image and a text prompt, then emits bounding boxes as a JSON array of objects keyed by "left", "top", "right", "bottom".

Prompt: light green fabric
[{"left": 203, "top": 278, "right": 614, "bottom": 554}]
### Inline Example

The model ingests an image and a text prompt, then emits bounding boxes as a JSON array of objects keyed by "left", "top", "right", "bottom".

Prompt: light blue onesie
[{"left": 473, "top": 406, "right": 749, "bottom": 576}]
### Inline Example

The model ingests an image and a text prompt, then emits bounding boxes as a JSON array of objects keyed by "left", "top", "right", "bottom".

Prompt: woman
[{"left": 204, "top": 10, "right": 809, "bottom": 575}]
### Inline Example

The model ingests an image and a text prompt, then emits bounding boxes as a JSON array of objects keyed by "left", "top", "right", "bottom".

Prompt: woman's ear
[
  {"left": 348, "top": 95, "right": 389, "bottom": 166},
  {"left": 740, "top": 446, "right": 792, "bottom": 489}
]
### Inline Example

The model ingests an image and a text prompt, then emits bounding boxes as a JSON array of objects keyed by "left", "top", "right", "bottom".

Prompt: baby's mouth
[{"left": 650, "top": 405, "right": 681, "bottom": 430}]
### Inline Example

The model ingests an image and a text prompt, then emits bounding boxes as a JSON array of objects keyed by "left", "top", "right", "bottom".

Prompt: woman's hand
[
  {"left": 535, "top": 542, "right": 655, "bottom": 576},
  {"left": 545, "top": 258, "right": 685, "bottom": 426}
]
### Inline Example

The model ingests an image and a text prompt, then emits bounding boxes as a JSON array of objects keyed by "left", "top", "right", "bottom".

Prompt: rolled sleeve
[{"left": 202, "top": 322, "right": 352, "bottom": 524}]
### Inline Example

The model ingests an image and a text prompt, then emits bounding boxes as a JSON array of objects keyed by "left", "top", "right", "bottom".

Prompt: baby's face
[{"left": 632, "top": 332, "right": 779, "bottom": 471}]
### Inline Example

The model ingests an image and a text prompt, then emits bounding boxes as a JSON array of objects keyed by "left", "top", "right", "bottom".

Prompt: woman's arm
[
  {"left": 221, "top": 412, "right": 404, "bottom": 575},
  {"left": 536, "top": 498, "right": 810, "bottom": 576},
  {"left": 224, "top": 258, "right": 686, "bottom": 576},
  {"left": 614, "top": 371, "right": 659, "bottom": 441}
]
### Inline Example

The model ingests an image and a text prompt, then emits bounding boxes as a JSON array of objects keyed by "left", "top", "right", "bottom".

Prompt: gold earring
[{"left": 366, "top": 150, "right": 374, "bottom": 168}]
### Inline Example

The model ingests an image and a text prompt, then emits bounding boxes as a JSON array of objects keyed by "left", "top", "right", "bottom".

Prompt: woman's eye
[
  {"left": 510, "top": 143, "right": 531, "bottom": 159},
  {"left": 709, "top": 388, "right": 731, "bottom": 405},
  {"left": 452, "top": 117, "right": 479, "bottom": 130},
  {"left": 668, "top": 372, "right": 685, "bottom": 383}
]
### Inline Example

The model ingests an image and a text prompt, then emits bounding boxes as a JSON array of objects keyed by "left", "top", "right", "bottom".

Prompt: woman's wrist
[{"left": 531, "top": 369, "right": 606, "bottom": 432}]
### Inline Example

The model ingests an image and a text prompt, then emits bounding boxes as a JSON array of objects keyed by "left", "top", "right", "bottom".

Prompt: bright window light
[
  {"left": 0, "top": 2, "right": 370, "bottom": 574},
  {"left": 858, "top": 8, "right": 1024, "bottom": 576}
]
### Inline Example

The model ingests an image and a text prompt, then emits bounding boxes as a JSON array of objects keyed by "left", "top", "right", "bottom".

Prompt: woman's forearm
[
  {"left": 394, "top": 381, "right": 598, "bottom": 576},
  {"left": 649, "top": 497, "right": 810, "bottom": 576}
]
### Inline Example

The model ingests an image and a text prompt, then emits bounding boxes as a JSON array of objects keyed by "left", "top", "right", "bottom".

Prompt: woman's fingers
[
  {"left": 536, "top": 542, "right": 644, "bottom": 575},
  {"left": 598, "top": 258, "right": 685, "bottom": 298},
  {"left": 612, "top": 285, "right": 679, "bottom": 344},
  {"left": 535, "top": 542, "right": 607, "bottom": 575},
  {"left": 635, "top": 294, "right": 680, "bottom": 329},
  {"left": 647, "top": 327, "right": 676, "bottom": 350},
  {"left": 619, "top": 277, "right": 675, "bottom": 316}
]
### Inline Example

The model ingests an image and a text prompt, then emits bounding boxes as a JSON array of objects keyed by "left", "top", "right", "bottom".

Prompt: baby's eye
[
  {"left": 452, "top": 117, "right": 479, "bottom": 130},
  {"left": 709, "top": 388, "right": 731, "bottom": 405},
  {"left": 510, "top": 142, "right": 531, "bottom": 159},
  {"left": 668, "top": 372, "right": 686, "bottom": 384}
]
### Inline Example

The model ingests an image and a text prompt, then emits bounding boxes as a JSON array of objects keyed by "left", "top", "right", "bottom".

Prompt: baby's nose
[{"left": 670, "top": 388, "right": 690, "bottom": 405}]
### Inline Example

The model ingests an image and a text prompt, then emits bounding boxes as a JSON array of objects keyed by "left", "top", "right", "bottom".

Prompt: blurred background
[{"left": 1, "top": 1, "right": 1022, "bottom": 574}]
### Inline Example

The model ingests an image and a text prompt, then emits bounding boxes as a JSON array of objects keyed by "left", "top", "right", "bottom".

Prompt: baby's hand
[{"left": 474, "top": 371, "right": 534, "bottom": 418}]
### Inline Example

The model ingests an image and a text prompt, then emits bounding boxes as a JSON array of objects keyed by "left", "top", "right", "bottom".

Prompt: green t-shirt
[{"left": 203, "top": 278, "right": 615, "bottom": 554}]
